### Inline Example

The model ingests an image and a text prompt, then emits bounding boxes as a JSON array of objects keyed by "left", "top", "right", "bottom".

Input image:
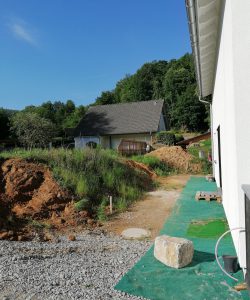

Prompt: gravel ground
[{"left": 0, "top": 230, "right": 151, "bottom": 300}]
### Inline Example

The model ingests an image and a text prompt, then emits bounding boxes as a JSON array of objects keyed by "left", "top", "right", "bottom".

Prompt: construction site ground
[
  {"left": 102, "top": 175, "right": 190, "bottom": 239},
  {"left": 115, "top": 177, "right": 248, "bottom": 300}
]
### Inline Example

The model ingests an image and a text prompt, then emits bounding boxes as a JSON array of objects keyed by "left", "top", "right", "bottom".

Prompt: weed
[
  {"left": 115, "top": 198, "right": 127, "bottom": 212},
  {"left": 74, "top": 198, "right": 89, "bottom": 211},
  {"left": 28, "top": 219, "right": 51, "bottom": 229},
  {"left": 97, "top": 198, "right": 108, "bottom": 221},
  {"left": 76, "top": 177, "right": 88, "bottom": 197}
]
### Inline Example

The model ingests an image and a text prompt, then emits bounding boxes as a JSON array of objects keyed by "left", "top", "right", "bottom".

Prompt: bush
[
  {"left": 74, "top": 198, "right": 89, "bottom": 211},
  {"left": 156, "top": 131, "right": 176, "bottom": 145},
  {"left": 175, "top": 134, "right": 184, "bottom": 143}
]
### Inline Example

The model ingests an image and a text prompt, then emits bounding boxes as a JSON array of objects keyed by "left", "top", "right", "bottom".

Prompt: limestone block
[
  {"left": 121, "top": 228, "right": 151, "bottom": 240},
  {"left": 154, "top": 235, "right": 194, "bottom": 268}
]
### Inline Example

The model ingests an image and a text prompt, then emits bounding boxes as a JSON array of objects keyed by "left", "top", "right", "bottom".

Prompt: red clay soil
[
  {"left": 146, "top": 146, "right": 202, "bottom": 173},
  {"left": 0, "top": 158, "right": 91, "bottom": 241}
]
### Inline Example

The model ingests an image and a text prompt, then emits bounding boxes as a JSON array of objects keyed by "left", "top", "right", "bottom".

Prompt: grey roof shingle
[{"left": 74, "top": 100, "right": 165, "bottom": 136}]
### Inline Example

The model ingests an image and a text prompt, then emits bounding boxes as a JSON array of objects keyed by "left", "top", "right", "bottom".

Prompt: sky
[{"left": 0, "top": 0, "right": 191, "bottom": 110}]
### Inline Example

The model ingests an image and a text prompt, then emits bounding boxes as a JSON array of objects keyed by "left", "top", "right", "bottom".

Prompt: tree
[
  {"left": 0, "top": 108, "right": 11, "bottom": 139},
  {"left": 63, "top": 105, "right": 86, "bottom": 128},
  {"left": 171, "top": 85, "right": 207, "bottom": 131},
  {"left": 11, "top": 112, "right": 56, "bottom": 148},
  {"left": 95, "top": 91, "right": 116, "bottom": 105},
  {"left": 22, "top": 100, "right": 85, "bottom": 136}
]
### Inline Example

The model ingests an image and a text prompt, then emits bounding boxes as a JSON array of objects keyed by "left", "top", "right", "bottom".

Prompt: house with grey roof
[{"left": 74, "top": 99, "right": 167, "bottom": 149}]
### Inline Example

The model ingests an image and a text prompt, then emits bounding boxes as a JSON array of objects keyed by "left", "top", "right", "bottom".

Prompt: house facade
[
  {"left": 74, "top": 100, "right": 166, "bottom": 149},
  {"left": 186, "top": 0, "right": 250, "bottom": 274}
]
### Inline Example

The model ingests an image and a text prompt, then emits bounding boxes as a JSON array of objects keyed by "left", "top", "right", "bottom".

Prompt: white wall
[
  {"left": 212, "top": 0, "right": 250, "bottom": 269},
  {"left": 74, "top": 136, "right": 100, "bottom": 149},
  {"left": 75, "top": 134, "right": 153, "bottom": 150},
  {"left": 100, "top": 136, "right": 110, "bottom": 149}
]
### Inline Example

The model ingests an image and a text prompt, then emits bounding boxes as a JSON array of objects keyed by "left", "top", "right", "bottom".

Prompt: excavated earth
[
  {"left": 147, "top": 146, "right": 202, "bottom": 173},
  {"left": 0, "top": 158, "right": 92, "bottom": 241}
]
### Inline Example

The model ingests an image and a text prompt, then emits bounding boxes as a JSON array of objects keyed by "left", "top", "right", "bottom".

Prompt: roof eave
[{"left": 186, "top": 0, "right": 222, "bottom": 98}]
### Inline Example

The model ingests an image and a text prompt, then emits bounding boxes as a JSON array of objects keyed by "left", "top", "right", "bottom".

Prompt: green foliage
[
  {"left": 115, "top": 198, "right": 127, "bottom": 212},
  {"left": 28, "top": 218, "right": 51, "bottom": 229},
  {"left": 23, "top": 100, "right": 86, "bottom": 136},
  {"left": 63, "top": 105, "right": 86, "bottom": 129},
  {"left": 187, "top": 138, "right": 212, "bottom": 174},
  {"left": 95, "top": 54, "right": 209, "bottom": 132},
  {"left": 95, "top": 91, "right": 117, "bottom": 105},
  {"left": 171, "top": 85, "right": 207, "bottom": 131},
  {"left": 76, "top": 177, "right": 88, "bottom": 197},
  {"left": 0, "top": 108, "right": 11, "bottom": 139},
  {"left": 156, "top": 131, "right": 176, "bottom": 145},
  {"left": 0, "top": 148, "right": 151, "bottom": 215},
  {"left": 175, "top": 133, "right": 184, "bottom": 143},
  {"left": 74, "top": 198, "right": 89, "bottom": 211},
  {"left": 156, "top": 131, "right": 184, "bottom": 145},
  {"left": 131, "top": 155, "right": 172, "bottom": 176},
  {"left": 11, "top": 112, "right": 56, "bottom": 148},
  {"left": 97, "top": 199, "right": 108, "bottom": 221}
]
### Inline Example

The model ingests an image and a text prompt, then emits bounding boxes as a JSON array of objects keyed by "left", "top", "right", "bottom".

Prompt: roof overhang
[{"left": 186, "top": 0, "right": 223, "bottom": 98}]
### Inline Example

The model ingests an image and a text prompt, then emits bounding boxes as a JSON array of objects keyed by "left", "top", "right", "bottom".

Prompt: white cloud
[{"left": 8, "top": 19, "right": 37, "bottom": 46}]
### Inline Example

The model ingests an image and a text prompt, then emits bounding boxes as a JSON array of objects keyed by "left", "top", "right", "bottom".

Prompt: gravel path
[{"left": 0, "top": 230, "right": 151, "bottom": 300}]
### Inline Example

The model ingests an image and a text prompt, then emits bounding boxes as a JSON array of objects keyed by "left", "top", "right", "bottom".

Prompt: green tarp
[{"left": 115, "top": 177, "right": 249, "bottom": 300}]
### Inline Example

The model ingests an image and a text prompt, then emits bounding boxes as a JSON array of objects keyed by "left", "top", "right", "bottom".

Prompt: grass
[
  {"left": 130, "top": 155, "right": 173, "bottom": 176},
  {"left": 27, "top": 218, "right": 52, "bottom": 229},
  {"left": 74, "top": 198, "right": 89, "bottom": 211},
  {"left": 187, "top": 138, "right": 212, "bottom": 174},
  {"left": 0, "top": 148, "right": 152, "bottom": 218}
]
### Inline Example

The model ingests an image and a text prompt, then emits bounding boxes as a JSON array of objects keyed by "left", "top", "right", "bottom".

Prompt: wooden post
[{"left": 109, "top": 196, "right": 113, "bottom": 214}]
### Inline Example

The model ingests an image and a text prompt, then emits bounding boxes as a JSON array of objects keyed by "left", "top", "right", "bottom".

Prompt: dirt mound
[
  {"left": 126, "top": 160, "right": 157, "bottom": 178},
  {"left": 146, "top": 146, "right": 202, "bottom": 173},
  {"left": 0, "top": 159, "right": 91, "bottom": 241}
]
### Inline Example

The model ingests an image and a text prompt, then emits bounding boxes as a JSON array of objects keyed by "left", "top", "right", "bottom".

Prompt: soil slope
[{"left": 0, "top": 159, "right": 89, "bottom": 240}]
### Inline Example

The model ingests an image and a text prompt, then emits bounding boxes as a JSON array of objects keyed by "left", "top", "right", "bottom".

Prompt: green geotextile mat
[{"left": 115, "top": 177, "right": 249, "bottom": 300}]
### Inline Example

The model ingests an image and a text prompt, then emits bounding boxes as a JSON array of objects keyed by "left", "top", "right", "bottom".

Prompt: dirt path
[{"left": 103, "top": 174, "right": 190, "bottom": 240}]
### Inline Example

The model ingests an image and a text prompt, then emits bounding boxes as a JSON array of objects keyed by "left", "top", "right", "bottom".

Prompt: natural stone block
[
  {"left": 121, "top": 228, "right": 151, "bottom": 240},
  {"left": 154, "top": 235, "right": 194, "bottom": 268}
]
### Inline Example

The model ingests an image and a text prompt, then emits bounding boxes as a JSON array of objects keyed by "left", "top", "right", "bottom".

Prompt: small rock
[
  {"left": 44, "top": 233, "right": 53, "bottom": 242},
  {"left": 0, "top": 232, "right": 9, "bottom": 240},
  {"left": 87, "top": 219, "right": 95, "bottom": 225},
  {"left": 68, "top": 234, "right": 76, "bottom": 241},
  {"left": 121, "top": 228, "right": 151, "bottom": 240},
  {"left": 17, "top": 235, "right": 24, "bottom": 241}
]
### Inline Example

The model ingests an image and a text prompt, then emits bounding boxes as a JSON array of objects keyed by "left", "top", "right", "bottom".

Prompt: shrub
[
  {"left": 74, "top": 198, "right": 89, "bottom": 211},
  {"left": 175, "top": 134, "right": 184, "bottom": 143},
  {"left": 156, "top": 131, "right": 176, "bottom": 145}
]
